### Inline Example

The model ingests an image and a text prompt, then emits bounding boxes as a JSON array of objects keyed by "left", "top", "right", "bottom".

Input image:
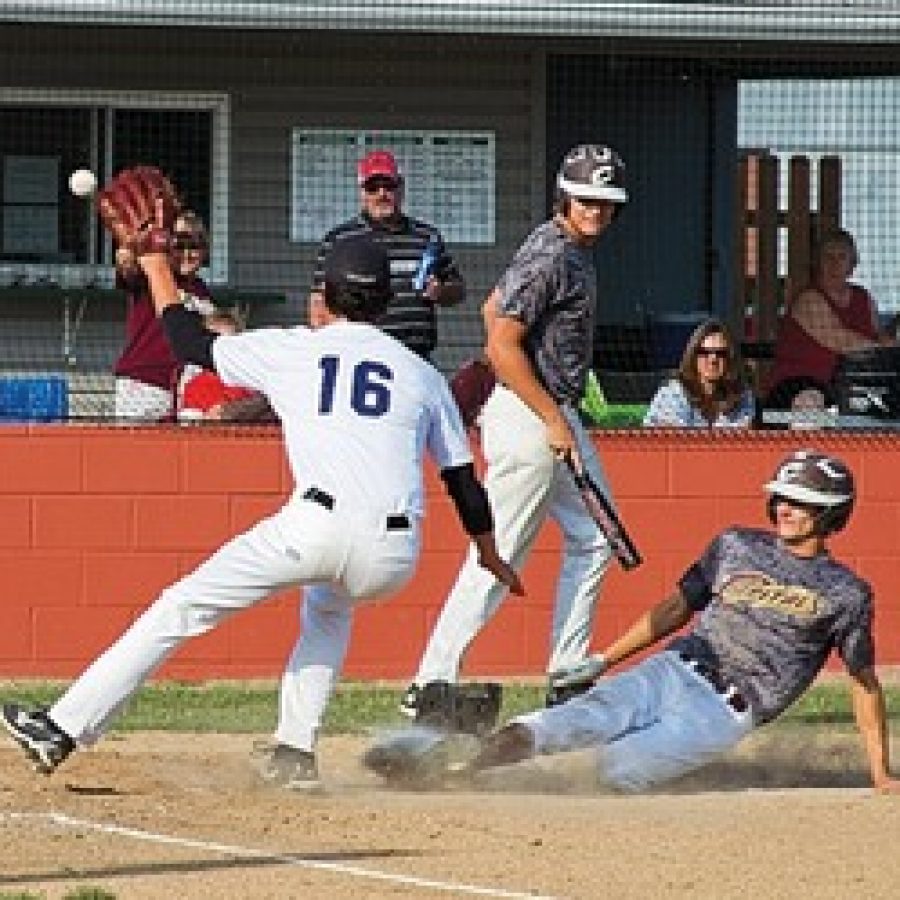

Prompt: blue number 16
[{"left": 318, "top": 356, "right": 393, "bottom": 417}]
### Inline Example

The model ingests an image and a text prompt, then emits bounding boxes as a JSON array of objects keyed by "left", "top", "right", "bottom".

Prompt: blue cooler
[{"left": 0, "top": 376, "right": 69, "bottom": 422}]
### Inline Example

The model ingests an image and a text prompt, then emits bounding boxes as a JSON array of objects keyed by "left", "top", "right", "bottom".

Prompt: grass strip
[{"left": 1, "top": 679, "right": 897, "bottom": 734}]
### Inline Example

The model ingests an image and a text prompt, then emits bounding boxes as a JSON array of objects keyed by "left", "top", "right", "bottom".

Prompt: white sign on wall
[{"left": 290, "top": 129, "right": 495, "bottom": 244}]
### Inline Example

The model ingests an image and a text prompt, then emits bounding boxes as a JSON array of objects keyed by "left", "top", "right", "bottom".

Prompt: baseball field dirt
[{"left": 2, "top": 725, "right": 899, "bottom": 899}]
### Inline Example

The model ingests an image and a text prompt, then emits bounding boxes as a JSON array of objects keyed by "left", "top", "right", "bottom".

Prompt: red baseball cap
[{"left": 357, "top": 150, "right": 401, "bottom": 185}]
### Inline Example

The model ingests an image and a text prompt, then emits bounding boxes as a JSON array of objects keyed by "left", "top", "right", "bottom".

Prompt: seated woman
[
  {"left": 766, "top": 228, "right": 896, "bottom": 410},
  {"left": 113, "top": 210, "right": 213, "bottom": 421},
  {"left": 643, "top": 318, "right": 755, "bottom": 427}
]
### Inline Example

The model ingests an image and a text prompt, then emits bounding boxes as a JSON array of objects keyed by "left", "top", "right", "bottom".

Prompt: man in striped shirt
[{"left": 308, "top": 150, "right": 465, "bottom": 360}]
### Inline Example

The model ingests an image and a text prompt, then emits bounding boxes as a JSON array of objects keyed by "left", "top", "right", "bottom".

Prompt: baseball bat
[{"left": 564, "top": 452, "right": 642, "bottom": 571}]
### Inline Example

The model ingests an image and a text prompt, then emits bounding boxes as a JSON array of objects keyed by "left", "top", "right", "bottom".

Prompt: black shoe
[
  {"left": 254, "top": 743, "right": 320, "bottom": 791},
  {"left": 1, "top": 703, "right": 75, "bottom": 775},
  {"left": 399, "top": 683, "right": 420, "bottom": 719},
  {"left": 363, "top": 726, "right": 481, "bottom": 788},
  {"left": 545, "top": 677, "right": 596, "bottom": 708},
  {"left": 470, "top": 723, "right": 534, "bottom": 771}
]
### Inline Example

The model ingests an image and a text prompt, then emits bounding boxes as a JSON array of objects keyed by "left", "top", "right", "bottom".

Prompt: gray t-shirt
[
  {"left": 495, "top": 219, "right": 597, "bottom": 404},
  {"left": 670, "top": 527, "right": 873, "bottom": 725}
]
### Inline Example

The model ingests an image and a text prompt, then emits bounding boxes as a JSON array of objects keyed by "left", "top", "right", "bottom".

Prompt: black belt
[
  {"left": 301, "top": 487, "right": 411, "bottom": 531},
  {"left": 678, "top": 652, "right": 748, "bottom": 714}
]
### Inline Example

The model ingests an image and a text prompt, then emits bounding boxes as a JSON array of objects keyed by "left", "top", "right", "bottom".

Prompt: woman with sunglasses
[
  {"left": 643, "top": 318, "right": 755, "bottom": 427},
  {"left": 112, "top": 210, "right": 213, "bottom": 420}
]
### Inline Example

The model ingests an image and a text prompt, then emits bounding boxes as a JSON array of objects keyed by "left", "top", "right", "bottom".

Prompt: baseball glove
[
  {"left": 449, "top": 357, "right": 497, "bottom": 428},
  {"left": 96, "top": 166, "right": 182, "bottom": 257}
]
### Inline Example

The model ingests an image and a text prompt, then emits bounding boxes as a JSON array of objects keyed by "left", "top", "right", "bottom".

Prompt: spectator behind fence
[
  {"left": 643, "top": 318, "right": 755, "bottom": 427},
  {"left": 113, "top": 210, "right": 212, "bottom": 421},
  {"left": 766, "top": 228, "right": 896, "bottom": 411},
  {"left": 175, "top": 309, "right": 273, "bottom": 423},
  {"left": 307, "top": 150, "right": 465, "bottom": 360}
]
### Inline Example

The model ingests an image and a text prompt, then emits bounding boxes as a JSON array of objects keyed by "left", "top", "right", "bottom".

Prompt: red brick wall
[{"left": 1, "top": 426, "right": 897, "bottom": 680}]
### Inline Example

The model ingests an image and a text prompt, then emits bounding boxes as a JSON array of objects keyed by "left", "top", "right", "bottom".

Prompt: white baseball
[{"left": 68, "top": 168, "right": 97, "bottom": 198}]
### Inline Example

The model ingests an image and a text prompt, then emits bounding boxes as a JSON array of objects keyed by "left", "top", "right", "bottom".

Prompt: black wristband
[
  {"left": 441, "top": 463, "right": 493, "bottom": 536},
  {"left": 677, "top": 563, "right": 713, "bottom": 612},
  {"left": 161, "top": 305, "right": 217, "bottom": 370}
]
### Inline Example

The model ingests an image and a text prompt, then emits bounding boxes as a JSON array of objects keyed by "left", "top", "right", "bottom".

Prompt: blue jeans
[{"left": 515, "top": 650, "right": 753, "bottom": 791}]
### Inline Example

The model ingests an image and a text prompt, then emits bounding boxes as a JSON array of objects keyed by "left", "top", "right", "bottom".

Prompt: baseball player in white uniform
[{"left": 1, "top": 213, "right": 522, "bottom": 787}]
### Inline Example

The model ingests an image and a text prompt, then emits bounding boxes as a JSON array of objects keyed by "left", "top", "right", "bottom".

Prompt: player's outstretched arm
[
  {"left": 440, "top": 462, "right": 523, "bottom": 596},
  {"left": 603, "top": 591, "right": 693, "bottom": 669},
  {"left": 850, "top": 667, "right": 900, "bottom": 793},
  {"left": 548, "top": 591, "right": 692, "bottom": 688},
  {"left": 138, "top": 252, "right": 218, "bottom": 372}
]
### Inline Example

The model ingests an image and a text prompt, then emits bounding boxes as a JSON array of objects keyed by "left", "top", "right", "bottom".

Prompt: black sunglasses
[
  {"left": 172, "top": 233, "right": 205, "bottom": 251},
  {"left": 363, "top": 177, "right": 400, "bottom": 194},
  {"left": 697, "top": 347, "right": 729, "bottom": 360}
]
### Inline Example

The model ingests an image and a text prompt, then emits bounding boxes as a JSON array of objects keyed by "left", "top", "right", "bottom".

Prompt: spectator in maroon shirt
[
  {"left": 766, "top": 228, "right": 896, "bottom": 411},
  {"left": 113, "top": 211, "right": 213, "bottom": 420}
]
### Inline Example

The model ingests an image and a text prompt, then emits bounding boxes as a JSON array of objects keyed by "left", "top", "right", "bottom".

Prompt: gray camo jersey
[
  {"left": 495, "top": 220, "right": 597, "bottom": 404},
  {"left": 670, "top": 527, "right": 873, "bottom": 725}
]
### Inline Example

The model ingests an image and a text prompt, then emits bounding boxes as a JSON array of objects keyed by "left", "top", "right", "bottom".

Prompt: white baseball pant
[
  {"left": 515, "top": 650, "right": 753, "bottom": 791},
  {"left": 49, "top": 494, "right": 419, "bottom": 750},
  {"left": 414, "top": 384, "right": 613, "bottom": 682},
  {"left": 114, "top": 376, "right": 172, "bottom": 421}
]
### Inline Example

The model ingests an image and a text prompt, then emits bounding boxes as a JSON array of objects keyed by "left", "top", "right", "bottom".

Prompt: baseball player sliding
[
  {"left": 0, "top": 167, "right": 522, "bottom": 787},
  {"left": 371, "top": 450, "right": 900, "bottom": 794}
]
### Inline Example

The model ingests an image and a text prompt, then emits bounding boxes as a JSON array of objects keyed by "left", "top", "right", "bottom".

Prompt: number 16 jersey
[{"left": 212, "top": 320, "right": 472, "bottom": 519}]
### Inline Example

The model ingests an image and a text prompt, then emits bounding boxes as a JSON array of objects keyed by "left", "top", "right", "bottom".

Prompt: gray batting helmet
[
  {"left": 764, "top": 449, "right": 855, "bottom": 535},
  {"left": 556, "top": 144, "right": 628, "bottom": 205},
  {"left": 323, "top": 233, "right": 392, "bottom": 322}
]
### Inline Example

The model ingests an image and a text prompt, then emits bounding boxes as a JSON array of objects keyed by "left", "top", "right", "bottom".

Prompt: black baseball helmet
[
  {"left": 764, "top": 449, "right": 855, "bottom": 535},
  {"left": 323, "top": 233, "right": 392, "bottom": 322},
  {"left": 556, "top": 144, "right": 628, "bottom": 205}
]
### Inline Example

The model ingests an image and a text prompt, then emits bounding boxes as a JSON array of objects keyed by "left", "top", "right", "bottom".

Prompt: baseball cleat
[
  {"left": 468, "top": 723, "right": 535, "bottom": 771},
  {"left": 545, "top": 676, "right": 597, "bottom": 708},
  {"left": 363, "top": 725, "right": 482, "bottom": 788},
  {"left": 253, "top": 742, "right": 322, "bottom": 792},
  {"left": 1, "top": 703, "right": 75, "bottom": 775},
  {"left": 398, "top": 683, "right": 420, "bottom": 720}
]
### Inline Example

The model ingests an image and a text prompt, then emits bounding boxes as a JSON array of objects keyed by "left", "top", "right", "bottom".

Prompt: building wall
[
  {"left": 0, "top": 24, "right": 748, "bottom": 380},
  {"left": 1, "top": 426, "right": 897, "bottom": 680},
  {"left": 0, "top": 25, "right": 541, "bottom": 374}
]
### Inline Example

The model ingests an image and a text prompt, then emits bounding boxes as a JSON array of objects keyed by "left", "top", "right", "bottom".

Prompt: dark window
[
  {"left": 0, "top": 106, "right": 92, "bottom": 263},
  {"left": 113, "top": 109, "right": 211, "bottom": 226},
  {"left": 0, "top": 104, "right": 212, "bottom": 266}
]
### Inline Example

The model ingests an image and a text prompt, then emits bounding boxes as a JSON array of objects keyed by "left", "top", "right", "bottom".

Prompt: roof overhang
[{"left": 2, "top": 1, "right": 899, "bottom": 44}]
